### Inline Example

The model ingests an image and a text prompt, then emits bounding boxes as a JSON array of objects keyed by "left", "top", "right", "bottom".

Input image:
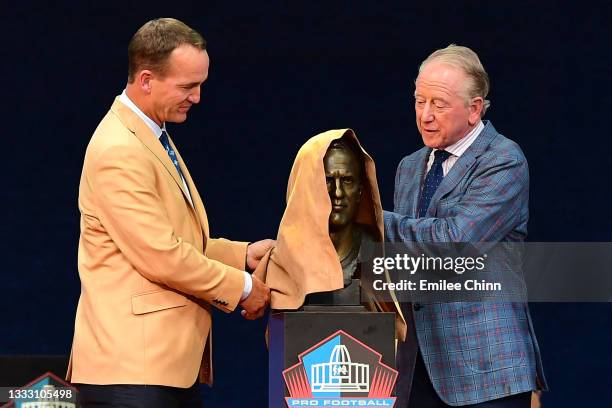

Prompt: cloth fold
[{"left": 254, "top": 128, "right": 406, "bottom": 340}]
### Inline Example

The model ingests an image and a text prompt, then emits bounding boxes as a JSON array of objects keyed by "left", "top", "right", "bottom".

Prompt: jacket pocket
[
  {"left": 458, "top": 302, "right": 528, "bottom": 373},
  {"left": 131, "top": 289, "right": 187, "bottom": 315}
]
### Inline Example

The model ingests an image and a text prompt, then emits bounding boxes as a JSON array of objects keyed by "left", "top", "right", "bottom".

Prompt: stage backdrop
[{"left": 2, "top": 1, "right": 610, "bottom": 406}]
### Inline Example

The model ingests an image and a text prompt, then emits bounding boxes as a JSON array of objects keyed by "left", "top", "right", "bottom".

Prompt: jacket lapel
[
  {"left": 110, "top": 98, "right": 207, "bottom": 237},
  {"left": 111, "top": 99, "right": 190, "bottom": 199},
  {"left": 168, "top": 136, "right": 210, "bottom": 240},
  {"left": 427, "top": 121, "right": 498, "bottom": 216},
  {"left": 407, "top": 148, "right": 431, "bottom": 217}
]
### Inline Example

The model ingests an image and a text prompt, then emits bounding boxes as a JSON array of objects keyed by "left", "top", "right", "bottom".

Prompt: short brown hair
[
  {"left": 127, "top": 18, "right": 206, "bottom": 83},
  {"left": 419, "top": 44, "right": 491, "bottom": 116}
]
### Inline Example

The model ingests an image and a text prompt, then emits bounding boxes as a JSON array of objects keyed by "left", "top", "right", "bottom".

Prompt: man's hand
[
  {"left": 240, "top": 274, "right": 270, "bottom": 320},
  {"left": 246, "top": 239, "right": 275, "bottom": 271}
]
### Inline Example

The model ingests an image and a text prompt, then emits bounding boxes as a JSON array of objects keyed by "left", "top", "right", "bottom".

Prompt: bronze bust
[
  {"left": 254, "top": 129, "right": 384, "bottom": 309},
  {"left": 302, "top": 138, "right": 377, "bottom": 307},
  {"left": 326, "top": 139, "right": 364, "bottom": 284},
  {"left": 252, "top": 128, "right": 406, "bottom": 339}
]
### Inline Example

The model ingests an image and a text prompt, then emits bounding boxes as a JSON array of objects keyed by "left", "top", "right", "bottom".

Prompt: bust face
[{"left": 324, "top": 142, "right": 363, "bottom": 231}]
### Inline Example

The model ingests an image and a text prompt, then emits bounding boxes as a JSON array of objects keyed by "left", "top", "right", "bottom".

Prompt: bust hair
[
  {"left": 328, "top": 138, "right": 360, "bottom": 159},
  {"left": 327, "top": 137, "right": 364, "bottom": 179}
]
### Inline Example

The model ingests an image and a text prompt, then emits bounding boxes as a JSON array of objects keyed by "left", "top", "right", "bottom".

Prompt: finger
[
  {"left": 242, "top": 311, "right": 257, "bottom": 320},
  {"left": 245, "top": 306, "right": 263, "bottom": 320}
]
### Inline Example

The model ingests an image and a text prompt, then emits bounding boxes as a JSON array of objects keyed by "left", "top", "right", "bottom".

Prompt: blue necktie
[
  {"left": 159, "top": 131, "right": 184, "bottom": 179},
  {"left": 417, "top": 150, "right": 452, "bottom": 217}
]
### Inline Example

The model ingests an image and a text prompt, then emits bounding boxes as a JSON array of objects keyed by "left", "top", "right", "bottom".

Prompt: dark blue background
[{"left": 2, "top": 1, "right": 610, "bottom": 406}]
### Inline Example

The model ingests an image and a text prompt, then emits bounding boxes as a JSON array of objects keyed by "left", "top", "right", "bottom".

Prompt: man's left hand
[{"left": 246, "top": 239, "right": 275, "bottom": 271}]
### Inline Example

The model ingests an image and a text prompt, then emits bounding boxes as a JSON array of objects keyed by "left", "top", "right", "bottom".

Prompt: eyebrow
[
  {"left": 326, "top": 169, "right": 355, "bottom": 175},
  {"left": 180, "top": 81, "right": 201, "bottom": 88}
]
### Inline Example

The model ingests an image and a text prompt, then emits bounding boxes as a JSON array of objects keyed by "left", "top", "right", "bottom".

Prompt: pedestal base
[{"left": 269, "top": 310, "right": 396, "bottom": 408}]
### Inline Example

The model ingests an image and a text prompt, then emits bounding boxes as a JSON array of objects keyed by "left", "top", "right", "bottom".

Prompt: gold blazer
[{"left": 68, "top": 98, "right": 247, "bottom": 387}]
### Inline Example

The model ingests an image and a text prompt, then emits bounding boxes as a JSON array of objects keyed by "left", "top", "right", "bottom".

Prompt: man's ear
[
  {"left": 468, "top": 97, "right": 484, "bottom": 125},
  {"left": 137, "top": 70, "right": 154, "bottom": 94}
]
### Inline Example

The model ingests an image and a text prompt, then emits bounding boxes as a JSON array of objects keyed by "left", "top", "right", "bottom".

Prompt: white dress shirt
[
  {"left": 426, "top": 121, "right": 484, "bottom": 175},
  {"left": 118, "top": 91, "right": 252, "bottom": 301}
]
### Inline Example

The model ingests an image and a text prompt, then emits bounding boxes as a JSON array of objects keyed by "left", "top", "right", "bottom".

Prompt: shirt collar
[
  {"left": 436, "top": 120, "right": 484, "bottom": 157},
  {"left": 119, "top": 90, "right": 166, "bottom": 139}
]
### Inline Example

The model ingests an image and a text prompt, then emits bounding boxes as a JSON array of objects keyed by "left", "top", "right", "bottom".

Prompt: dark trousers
[
  {"left": 76, "top": 382, "right": 202, "bottom": 408},
  {"left": 406, "top": 351, "right": 531, "bottom": 408}
]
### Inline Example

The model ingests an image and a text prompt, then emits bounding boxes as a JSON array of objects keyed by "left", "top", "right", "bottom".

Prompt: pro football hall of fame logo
[{"left": 282, "top": 330, "right": 398, "bottom": 407}]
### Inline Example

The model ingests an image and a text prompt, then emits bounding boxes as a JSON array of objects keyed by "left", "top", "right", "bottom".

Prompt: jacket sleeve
[
  {"left": 206, "top": 238, "right": 248, "bottom": 271},
  {"left": 89, "top": 144, "right": 245, "bottom": 312},
  {"left": 384, "top": 152, "right": 529, "bottom": 244}
]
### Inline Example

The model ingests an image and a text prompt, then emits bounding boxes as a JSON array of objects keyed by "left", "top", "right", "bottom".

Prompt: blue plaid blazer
[{"left": 384, "top": 121, "right": 547, "bottom": 406}]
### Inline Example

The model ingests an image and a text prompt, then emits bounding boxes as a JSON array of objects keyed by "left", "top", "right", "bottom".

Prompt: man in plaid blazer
[{"left": 384, "top": 45, "right": 547, "bottom": 407}]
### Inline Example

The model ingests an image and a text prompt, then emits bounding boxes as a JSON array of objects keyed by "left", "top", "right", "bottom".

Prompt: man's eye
[
  {"left": 343, "top": 177, "right": 353, "bottom": 184},
  {"left": 433, "top": 101, "right": 447, "bottom": 108}
]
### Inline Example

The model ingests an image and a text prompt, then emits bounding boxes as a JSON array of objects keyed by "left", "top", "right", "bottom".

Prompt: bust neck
[{"left": 329, "top": 224, "right": 356, "bottom": 260}]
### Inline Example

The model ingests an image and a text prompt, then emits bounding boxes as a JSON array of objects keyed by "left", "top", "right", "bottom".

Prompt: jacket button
[{"left": 413, "top": 303, "right": 422, "bottom": 311}]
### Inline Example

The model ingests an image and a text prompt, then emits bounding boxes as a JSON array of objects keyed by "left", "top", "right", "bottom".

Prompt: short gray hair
[{"left": 419, "top": 44, "right": 491, "bottom": 116}]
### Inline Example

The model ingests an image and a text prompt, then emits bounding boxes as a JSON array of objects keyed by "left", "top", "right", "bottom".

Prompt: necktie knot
[
  {"left": 433, "top": 149, "right": 452, "bottom": 164},
  {"left": 159, "top": 131, "right": 170, "bottom": 151}
]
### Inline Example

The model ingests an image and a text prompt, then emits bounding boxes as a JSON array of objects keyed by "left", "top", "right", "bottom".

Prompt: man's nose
[
  {"left": 188, "top": 87, "right": 201, "bottom": 104},
  {"left": 420, "top": 102, "right": 434, "bottom": 122},
  {"left": 333, "top": 179, "right": 345, "bottom": 198}
]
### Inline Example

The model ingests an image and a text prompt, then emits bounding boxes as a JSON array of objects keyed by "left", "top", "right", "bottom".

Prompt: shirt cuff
[{"left": 241, "top": 271, "right": 253, "bottom": 301}]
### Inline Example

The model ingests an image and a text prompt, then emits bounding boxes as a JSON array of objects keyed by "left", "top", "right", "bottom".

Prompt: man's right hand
[{"left": 239, "top": 274, "right": 270, "bottom": 320}]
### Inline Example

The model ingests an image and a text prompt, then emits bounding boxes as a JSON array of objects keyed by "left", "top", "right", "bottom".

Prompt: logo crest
[{"left": 283, "top": 330, "right": 397, "bottom": 407}]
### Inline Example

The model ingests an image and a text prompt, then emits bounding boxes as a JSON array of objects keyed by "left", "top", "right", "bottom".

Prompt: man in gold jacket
[{"left": 68, "top": 18, "right": 272, "bottom": 407}]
